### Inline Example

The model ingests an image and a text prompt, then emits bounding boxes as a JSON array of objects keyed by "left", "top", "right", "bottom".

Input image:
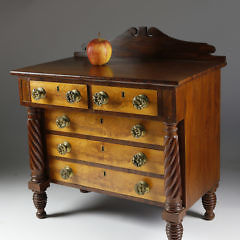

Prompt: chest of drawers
[{"left": 11, "top": 27, "right": 226, "bottom": 240}]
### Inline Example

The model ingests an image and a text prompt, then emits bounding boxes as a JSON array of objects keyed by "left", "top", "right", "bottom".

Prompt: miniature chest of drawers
[{"left": 11, "top": 27, "right": 226, "bottom": 240}]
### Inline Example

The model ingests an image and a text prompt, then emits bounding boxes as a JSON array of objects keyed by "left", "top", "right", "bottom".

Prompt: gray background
[{"left": 1, "top": 1, "right": 239, "bottom": 240}]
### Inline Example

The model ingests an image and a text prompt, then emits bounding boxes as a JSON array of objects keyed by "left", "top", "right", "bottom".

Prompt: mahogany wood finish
[
  {"left": 202, "top": 189, "right": 217, "bottom": 220},
  {"left": 27, "top": 107, "right": 49, "bottom": 218},
  {"left": 162, "top": 123, "right": 184, "bottom": 240},
  {"left": 33, "top": 192, "right": 47, "bottom": 219},
  {"left": 80, "top": 189, "right": 90, "bottom": 193},
  {"left": 111, "top": 26, "right": 216, "bottom": 60},
  {"left": 176, "top": 70, "right": 221, "bottom": 208},
  {"left": 19, "top": 78, "right": 31, "bottom": 103},
  {"left": 12, "top": 58, "right": 225, "bottom": 87},
  {"left": 11, "top": 27, "right": 226, "bottom": 240}
]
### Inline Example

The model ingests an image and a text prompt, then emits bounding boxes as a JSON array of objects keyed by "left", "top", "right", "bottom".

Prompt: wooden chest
[{"left": 11, "top": 27, "right": 226, "bottom": 240}]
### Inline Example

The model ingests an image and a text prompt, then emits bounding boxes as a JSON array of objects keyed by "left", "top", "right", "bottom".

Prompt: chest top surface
[{"left": 11, "top": 26, "right": 226, "bottom": 87}]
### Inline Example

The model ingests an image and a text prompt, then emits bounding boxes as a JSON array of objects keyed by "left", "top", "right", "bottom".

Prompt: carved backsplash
[
  {"left": 75, "top": 26, "right": 225, "bottom": 61},
  {"left": 111, "top": 26, "right": 216, "bottom": 59}
]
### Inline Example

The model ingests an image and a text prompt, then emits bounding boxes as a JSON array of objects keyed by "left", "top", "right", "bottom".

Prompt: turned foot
[
  {"left": 80, "top": 188, "right": 90, "bottom": 193},
  {"left": 33, "top": 192, "right": 47, "bottom": 219},
  {"left": 166, "top": 222, "right": 183, "bottom": 240},
  {"left": 202, "top": 191, "right": 217, "bottom": 220}
]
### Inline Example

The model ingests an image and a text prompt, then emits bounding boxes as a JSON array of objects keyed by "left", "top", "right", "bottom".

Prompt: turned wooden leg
[
  {"left": 33, "top": 191, "right": 47, "bottom": 219},
  {"left": 164, "top": 200, "right": 184, "bottom": 240},
  {"left": 27, "top": 108, "right": 49, "bottom": 218},
  {"left": 80, "top": 188, "right": 90, "bottom": 193},
  {"left": 166, "top": 221, "right": 183, "bottom": 240},
  {"left": 162, "top": 123, "right": 184, "bottom": 240},
  {"left": 202, "top": 190, "right": 217, "bottom": 220}
]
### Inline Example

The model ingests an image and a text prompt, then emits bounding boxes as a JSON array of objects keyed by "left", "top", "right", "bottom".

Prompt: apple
[{"left": 87, "top": 33, "right": 112, "bottom": 66}]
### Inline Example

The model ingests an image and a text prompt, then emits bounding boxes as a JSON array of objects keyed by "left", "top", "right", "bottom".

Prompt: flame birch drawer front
[
  {"left": 92, "top": 85, "right": 158, "bottom": 116},
  {"left": 30, "top": 81, "right": 88, "bottom": 109},
  {"left": 49, "top": 159, "right": 166, "bottom": 203},
  {"left": 46, "top": 134, "right": 165, "bottom": 175},
  {"left": 45, "top": 109, "right": 165, "bottom": 146}
]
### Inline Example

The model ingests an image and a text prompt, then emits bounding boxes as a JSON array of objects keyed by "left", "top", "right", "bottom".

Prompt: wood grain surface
[
  {"left": 111, "top": 27, "right": 217, "bottom": 60},
  {"left": 51, "top": 179, "right": 164, "bottom": 207},
  {"left": 11, "top": 57, "right": 226, "bottom": 88},
  {"left": 176, "top": 69, "right": 221, "bottom": 208},
  {"left": 46, "top": 134, "right": 164, "bottom": 175},
  {"left": 44, "top": 109, "right": 165, "bottom": 145},
  {"left": 92, "top": 85, "right": 158, "bottom": 116},
  {"left": 19, "top": 78, "right": 31, "bottom": 103},
  {"left": 49, "top": 159, "right": 166, "bottom": 203},
  {"left": 30, "top": 81, "right": 88, "bottom": 108}
]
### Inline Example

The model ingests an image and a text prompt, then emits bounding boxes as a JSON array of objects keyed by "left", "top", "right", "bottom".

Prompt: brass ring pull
[
  {"left": 56, "top": 115, "right": 70, "bottom": 129},
  {"left": 131, "top": 124, "right": 146, "bottom": 138},
  {"left": 57, "top": 142, "right": 71, "bottom": 155},
  {"left": 93, "top": 91, "right": 109, "bottom": 106},
  {"left": 132, "top": 152, "right": 147, "bottom": 167},
  {"left": 32, "top": 87, "right": 46, "bottom": 100},
  {"left": 134, "top": 181, "right": 150, "bottom": 195},
  {"left": 133, "top": 95, "right": 149, "bottom": 110},
  {"left": 66, "top": 89, "right": 81, "bottom": 103},
  {"left": 60, "top": 166, "right": 73, "bottom": 180}
]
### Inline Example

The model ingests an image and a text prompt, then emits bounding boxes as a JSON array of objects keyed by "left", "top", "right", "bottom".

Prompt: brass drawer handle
[
  {"left": 56, "top": 115, "right": 70, "bottom": 129},
  {"left": 57, "top": 142, "right": 71, "bottom": 155},
  {"left": 66, "top": 89, "right": 81, "bottom": 103},
  {"left": 133, "top": 94, "right": 149, "bottom": 110},
  {"left": 135, "top": 181, "right": 150, "bottom": 195},
  {"left": 131, "top": 124, "right": 146, "bottom": 138},
  {"left": 132, "top": 152, "right": 147, "bottom": 167},
  {"left": 60, "top": 166, "right": 73, "bottom": 180},
  {"left": 93, "top": 91, "right": 109, "bottom": 106},
  {"left": 32, "top": 87, "right": 46, "bottom": 100}
]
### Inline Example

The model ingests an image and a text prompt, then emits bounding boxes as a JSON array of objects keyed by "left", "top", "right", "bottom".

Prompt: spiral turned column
[
  {"left": 202, "top": 190, "right": 217, "bottom": 220},
  {"left": 28, "top": 107, "right": 49, "bottom": 219},
  {"left": 163, "top": 123, "right": 183, "bottom": 240}
]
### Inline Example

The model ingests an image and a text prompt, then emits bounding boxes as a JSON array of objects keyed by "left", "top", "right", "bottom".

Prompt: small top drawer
[
  {"left": 92, "top": 85, "right": 158, "bottom": 116},
  {"left": 30, "top": 81, "right": 88, "bottom": 109}
]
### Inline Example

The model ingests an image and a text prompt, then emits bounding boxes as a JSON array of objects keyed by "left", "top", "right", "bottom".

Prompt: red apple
[{"left": 87, "top": 33, "right": 112, "bottom": 66}]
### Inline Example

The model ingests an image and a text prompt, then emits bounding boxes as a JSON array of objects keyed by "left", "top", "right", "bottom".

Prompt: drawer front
[
  {"left": 92, "top": 85, "right": 158, "bottom": 116},
  {"left": 30, "top": 81, "right": 88, "bottom": 108},
  {"left": 46, "top": 134, "right": 164, "bottom": 175},
  {"left": 49, "top": 159, "right": 166, "bottom": 203},
  {"left": 45, "top": 109, "right": 165, "bottom": 146}
]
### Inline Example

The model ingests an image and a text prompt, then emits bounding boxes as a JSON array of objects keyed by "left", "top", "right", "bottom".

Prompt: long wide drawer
[
  {"left": 46, "top": 134, "right": 164, "bottom": 175},
  {"left": 49, "top": 159, "right": 166, "bottom": 203},
  {"left": 45, "top": 109, "right": 165, "bottom": 146},
  {"left": 30, "top": 81, "right": 88, "bottom": 108}
]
